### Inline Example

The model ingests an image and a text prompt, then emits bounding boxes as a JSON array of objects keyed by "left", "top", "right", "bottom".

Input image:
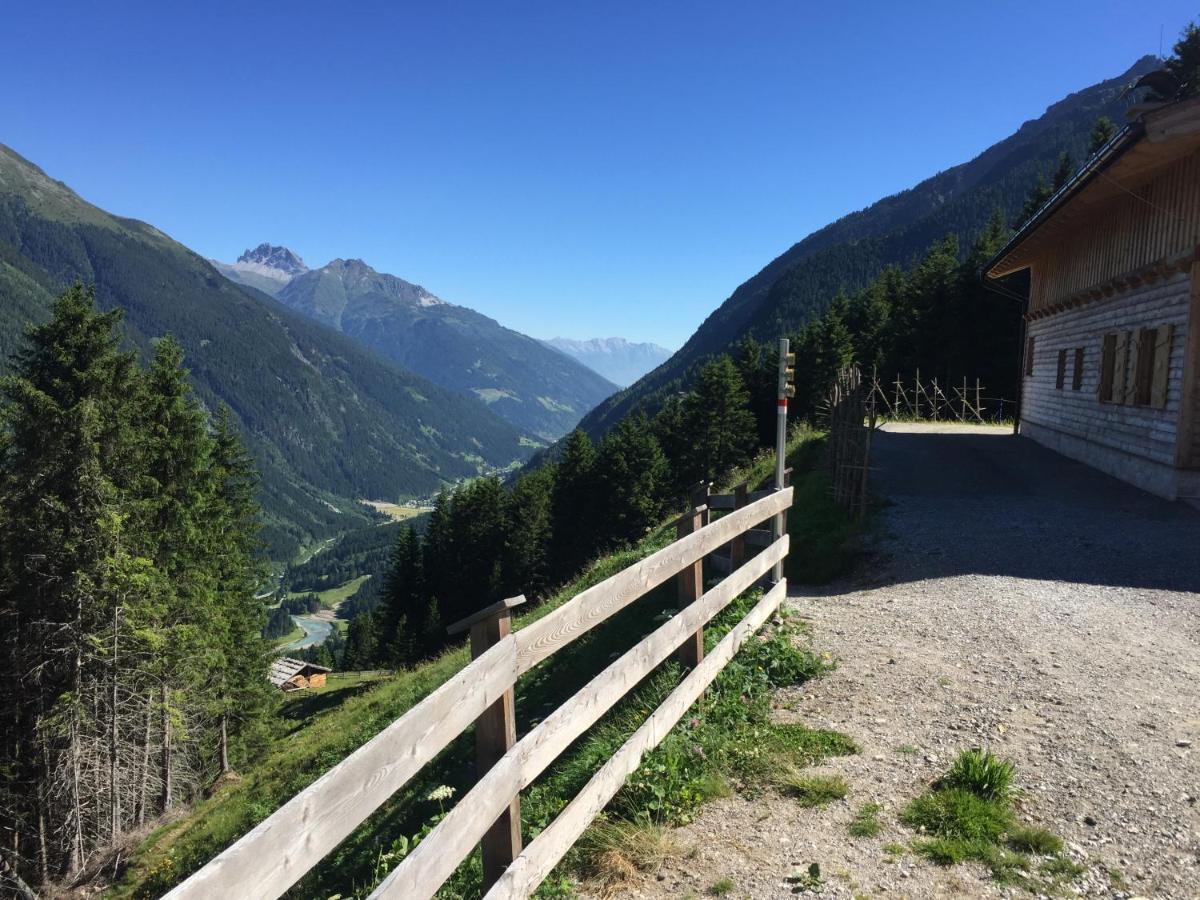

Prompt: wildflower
[{"left": 427, "top": 784, "right": 456, "bottom": 803}]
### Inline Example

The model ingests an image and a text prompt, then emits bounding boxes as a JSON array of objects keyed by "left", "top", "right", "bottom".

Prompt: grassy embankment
[{"left": 114, "top": 428, "right": 863, "bottom": 899}]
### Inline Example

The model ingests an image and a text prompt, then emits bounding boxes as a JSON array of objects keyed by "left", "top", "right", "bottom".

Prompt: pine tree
[
  {"left": 549, "top": 430, "right": 598, "bottom": 579},
  {"left": 683, "top": 356, "right": 756, "bottom": 483},
  {"left": 1088, "top": 116, "right": 1117, "bottom": 154},
  {"left": 503, "top": 467, "right": 554, "bottom": 599},
  {"left": 0, "top": 284, "right": 141, "bottom": 880},
  {"left": 378, "top": 525, "right": 423, "bottom": 666},
  {"left": 1165, "top": 21, "right": 1200, "bottom": 98},
  {"left": 593, "top": 412, "right": 669, "bottom": 548}
]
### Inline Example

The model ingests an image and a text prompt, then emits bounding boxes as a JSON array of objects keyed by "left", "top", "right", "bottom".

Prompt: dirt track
[{"left": 623, "top": 424, "right": 1200, "bottom": 899}]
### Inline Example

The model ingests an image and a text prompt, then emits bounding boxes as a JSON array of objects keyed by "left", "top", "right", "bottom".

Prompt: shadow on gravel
[{"left": 868, "top": 428, "right": 1200, "bottom": 593}]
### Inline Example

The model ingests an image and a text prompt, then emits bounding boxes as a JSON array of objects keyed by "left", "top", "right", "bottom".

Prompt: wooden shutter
[
  {"left": 1124, "top": 330, "right": 1142, "bottom": 405},
  {"left": 1113, "top": 331, "right": 1129, "bottom": 403},
  {"left": 1099, "top": 334, "right": 1116, "bottom": 402},
  {"left": 1025, "top": 336, "right": 1036, "bottom": 376},
  {"left": 1055, "top": 349, "right": 1067, "bottom": 390},
  {"left": 1134, "top": 328, "right": 1157, "bottom": 406},
  {"left": 1072, "top": 347, "right": 1084, "bottom": 391},
  {"left": 1151, "top": 324, "right": 1173, "bottom": 409}
]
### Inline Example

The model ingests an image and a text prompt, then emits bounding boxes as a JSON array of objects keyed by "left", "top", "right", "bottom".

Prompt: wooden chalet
[
  {"left": 269, "top": 657, "right": 331, "bottom": 691},
  {"left": 987, "top": 93, "right": 1200, "bottom": 501}
]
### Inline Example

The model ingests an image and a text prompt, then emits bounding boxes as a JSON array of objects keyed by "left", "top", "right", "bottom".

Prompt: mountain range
[
  {"left": 576, "top": 55, "right": 1161, "bottom": 438},
  {"left": 0, "top": 145, "right": 533, "bottom": 560},
  {"left": 542, "top": 336, "right": 672, "bottom": 387},
  {"left": 213, "top": 246, "right": 618, "bottom": 440}
]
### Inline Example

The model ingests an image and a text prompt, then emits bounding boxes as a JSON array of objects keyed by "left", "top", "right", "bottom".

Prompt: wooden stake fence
[
  {"left": 166, "top": 487, "right": 795, "bottom": 900},
  {"left": 870, "top": 371, "right": 1011, "bottom": 423},
  {"left": 824, "top": 366, "right": 875, "bottom": 519}
]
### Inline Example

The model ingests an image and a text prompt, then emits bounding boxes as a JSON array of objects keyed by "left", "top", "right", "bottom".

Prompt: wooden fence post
[
  {"left": 677, "top": 485, "right": 708, "bottom": 668},
  {"left": 729, "top": 482, "right": 748, "bottom": 570},
  {"left": 446, "top": 595, "right": 527, "bottom": 889}
]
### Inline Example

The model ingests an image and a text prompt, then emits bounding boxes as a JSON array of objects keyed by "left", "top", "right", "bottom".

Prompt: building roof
[
  {"left": 268, "top": 657, "right": 332, "bottom": 687},
  {"left": 986, "top": 93, "right": 1200, "bottom": 279}
]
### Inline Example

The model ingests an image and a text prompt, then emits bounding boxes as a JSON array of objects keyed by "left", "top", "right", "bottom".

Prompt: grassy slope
[{"left": 114, "top": 430, "right": 858, "bottom": 898}]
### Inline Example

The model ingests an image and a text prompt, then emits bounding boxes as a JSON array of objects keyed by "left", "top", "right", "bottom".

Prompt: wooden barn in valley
[
  {"left": 987, "top": 93, "right": 1200, "bottom": 501},
  {"left": 269, "top": 657, "right": 331, "bottom": 691}
]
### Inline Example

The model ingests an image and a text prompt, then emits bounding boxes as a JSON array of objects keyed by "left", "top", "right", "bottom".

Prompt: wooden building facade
[{"left": 987, "top": 94, "right": 1200, "bottom": 501}]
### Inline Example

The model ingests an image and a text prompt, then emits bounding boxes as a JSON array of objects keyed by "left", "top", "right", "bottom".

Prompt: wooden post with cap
[{"left": 446, "top": 594, "right": 527, "bottom": 888}]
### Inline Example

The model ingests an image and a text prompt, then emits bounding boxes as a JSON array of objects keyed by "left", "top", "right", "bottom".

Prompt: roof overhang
[{"left": 986, "top": 94, "right": 1200, "bottom": 279}]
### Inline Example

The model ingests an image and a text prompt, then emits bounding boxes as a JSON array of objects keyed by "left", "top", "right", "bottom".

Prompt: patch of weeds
[
  {"left": 708, "top": 877, "right": 735, "bottom": 896},
  {"left": 848, "top": 802, "right": 882, "bottom": 838},
  {"left": 576, "top": 818, "right": 677, "bottom": 890},
  {"left": 896, "top": 744, "right": 919, "bottom": 756},
  {"left": 1007, "top": 825, "right": 1063, "bottom": 855},
  {"left": 882, "top": 842, "right": 907, "bottom": 856},
  {"left": 1106, "top": 864, "right": 1128, "bottom": 889},
  {"left": 776, "top": 768, "right": 848, "bottom": 807},
  {"left": 902, "top": 788, "right": 1014, "bottom": 842},
  {"left": 938, "top": 748, "right": 1014, "bottom": 802},
  {"left": 1040, "top": 855, "right": 1084, "bottom": 878},
  {"left": 765, "top": 723, "right": 859, "bottom": 766},
  {"left": 901, "top": 750, "right": 1080, "bottom": 891},
  {"left": 785, "top": 862, "right": 824, "bottom": 892}
]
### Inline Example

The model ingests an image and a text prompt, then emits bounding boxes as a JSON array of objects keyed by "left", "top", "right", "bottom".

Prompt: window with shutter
[
  {"left": 1025, "top": 336, "right": 1035, "bottom": 377},
  {"left": 1099, "top": 334, "right": 1116, "bottom": 402},
  {"left": 1134, "top": 328, "right": 1157, "bottom": 406},
  {"left": 1113, "top": 331, "right": 1130, "bottom": 404},
  {"left": 1055, "top": 349, "right": 1067, "bottom": 390},
  {"left": 1072, "top": 347, "right": 1084, "bottom": 391},
  {"left": 1151, "top": 324, "right": 1173, "bottom": 408}
]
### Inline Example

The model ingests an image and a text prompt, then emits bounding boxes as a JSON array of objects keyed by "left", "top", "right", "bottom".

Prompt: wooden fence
[
  {"left": 868, "top": 371, "right": 1013, "bottom": 423},
  {"left": 825, "top": 366, "right": 875, "bottom": 519},
  {"left": 166, "top": 486, "right": 794, "bottom": 900}
]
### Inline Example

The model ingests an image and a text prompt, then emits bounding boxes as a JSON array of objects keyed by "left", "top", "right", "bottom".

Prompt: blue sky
[{"left": 3, "top": 1, "right": 1195, "bottom": 348}]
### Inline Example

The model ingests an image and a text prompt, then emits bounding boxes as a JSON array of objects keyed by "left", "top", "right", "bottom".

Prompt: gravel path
[{"left": 614, "top": 424, "right": 1200, "bottom": 899}]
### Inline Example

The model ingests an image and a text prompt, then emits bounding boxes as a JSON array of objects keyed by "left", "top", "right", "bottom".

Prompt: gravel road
[{"left": 614, "top": 424, "right": 1200, "bottom": 899}]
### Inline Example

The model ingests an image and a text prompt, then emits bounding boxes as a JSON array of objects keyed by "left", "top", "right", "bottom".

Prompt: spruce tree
[
  {"left": 593, "top": 412, "right": 668, "bottom": 548},
  {"left": 683, "top": 355, "right": 756, "bottom": 483},
  {"left": 1088, "top": 116, "right": 1117, "bottom": 154},
  {"left": 549, "top": 430, "right": 598, "bottom": 579}
]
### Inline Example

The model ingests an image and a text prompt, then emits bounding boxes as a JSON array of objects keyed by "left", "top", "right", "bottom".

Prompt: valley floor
[{"left": 603, "top": 424, "right": 1200, "bottom": 899}]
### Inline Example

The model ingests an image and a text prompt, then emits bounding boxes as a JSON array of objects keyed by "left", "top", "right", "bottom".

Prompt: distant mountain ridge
[
  {"left": 576, "top": 55, "right": 1162, "bottom": 438},
  {"left": 215, "top": 249, "right": 618, "bottom": 439},
  {"left": 542, "top": 336, "right": 673, "bottom": 387},
  {"left": 0, "top": 145, "right": 530, "bottom": 560}
]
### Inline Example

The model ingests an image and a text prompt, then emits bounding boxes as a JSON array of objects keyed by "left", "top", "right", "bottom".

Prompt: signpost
[{"left": 773, "top": 337, "right": 794, "bottom": 583}]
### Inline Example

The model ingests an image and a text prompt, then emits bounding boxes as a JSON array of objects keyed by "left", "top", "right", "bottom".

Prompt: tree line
[
  {"left": 0, "top": 286, "right": 272, "bottom": 887},
  {"left": 338, "top": 353, "right": 762, "bottom": 670}
]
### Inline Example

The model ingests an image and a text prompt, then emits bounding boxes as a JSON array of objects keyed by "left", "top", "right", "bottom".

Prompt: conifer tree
[
  {"left": 549, "top": 430, "right": 598, "bottom": 578},
  {"left": 1088, "top": 116, "right": 1117, "bottom": 154},
  {"left": 683, "top": 355, "right": 756, "bottom": 483},
  {"left": 593, "top": 412, "right": 668, "bottom": 548}
]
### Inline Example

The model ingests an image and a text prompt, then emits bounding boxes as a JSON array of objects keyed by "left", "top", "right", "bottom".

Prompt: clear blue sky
[{"left": 3, "top": 1, "right": 1195, "bottom": 348}]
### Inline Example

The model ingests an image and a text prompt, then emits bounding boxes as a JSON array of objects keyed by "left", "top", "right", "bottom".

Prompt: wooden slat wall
[
  {"left": 1028, "top": 150, "right": 1200, "bottom": 313},
  {"left": 1023, "top": 272, "right": 1191, "bottom": 466}
]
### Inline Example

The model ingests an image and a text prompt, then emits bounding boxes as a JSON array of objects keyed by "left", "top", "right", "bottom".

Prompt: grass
[
  {"left": 576, "top": 818, "right": 678, "bottom": 890},
  {"left": 901, "top": 750, "right": 1082, "bottom": 892},
  {"left": 360, "top": 500, "right": 426, "bottom": 522},
  {"left": 938, "top": 748, "right": 1014, "bottom": 802},
  {"left": 780, "top": 430, "right": 862, "bottom": 584},
  {"left": 286, "top": 573, "right": 371, "bottom": 607},
  {"left": 116, "top": 430, "right": 851, "bottom": 899},
  {"left": 848, "top": 802, "right": 882, "bottom": 838},
  {"left": 775, "top": 770, "right": 849, "bottom": 807},
  {"left": 708, "top": 876, "right": 735, "bottom": 895}
]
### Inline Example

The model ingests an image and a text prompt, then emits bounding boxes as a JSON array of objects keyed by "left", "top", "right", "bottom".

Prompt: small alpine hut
[
  {"left": 269, "top": 657, "right": 331, "bottom": 692},
  {"left": 986, "top": 92, "right": 1200, "bottom": 501}
]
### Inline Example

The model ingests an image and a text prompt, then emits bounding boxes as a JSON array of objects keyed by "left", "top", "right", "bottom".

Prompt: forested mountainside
[
  {"left": 543, "top": 336, "right": 673, "bottom": 387},
  {"left": 0, "top": 145, "right": 531, "bottom": 559},
  {"left": 577, "top": 55, "right": 1160, "bottom": 438},
  {"left": 217, "top": 250, "right": 618, "bottom": 440}
]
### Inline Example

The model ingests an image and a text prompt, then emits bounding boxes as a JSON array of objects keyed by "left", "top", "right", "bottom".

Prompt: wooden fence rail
[{"left": 166, "top": 486, "right": 794, "bottom": 900}]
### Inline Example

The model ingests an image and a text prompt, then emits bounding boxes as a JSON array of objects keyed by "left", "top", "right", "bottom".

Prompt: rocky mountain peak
[{"left": 236, "top": 243, "right": 308, "bottom": 276}]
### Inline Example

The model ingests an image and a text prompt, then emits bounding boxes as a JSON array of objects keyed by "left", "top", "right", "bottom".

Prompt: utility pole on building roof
[{"left": 773, "top": 337, "right": 794, "bottom": 583}]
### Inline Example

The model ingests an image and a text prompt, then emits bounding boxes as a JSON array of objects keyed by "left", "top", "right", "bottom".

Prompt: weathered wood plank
[
  {"left": 368, "top": 540, "right": 789, "bottom": 900},
  {"left": 164, "top": 637, "right": 520, "bottom": 900},
  {"left": 513, "top": 489, "right": 792, "bottom": 676},
  {"left": 484, "top": 579, "right": 790, "bottom": 899}
]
